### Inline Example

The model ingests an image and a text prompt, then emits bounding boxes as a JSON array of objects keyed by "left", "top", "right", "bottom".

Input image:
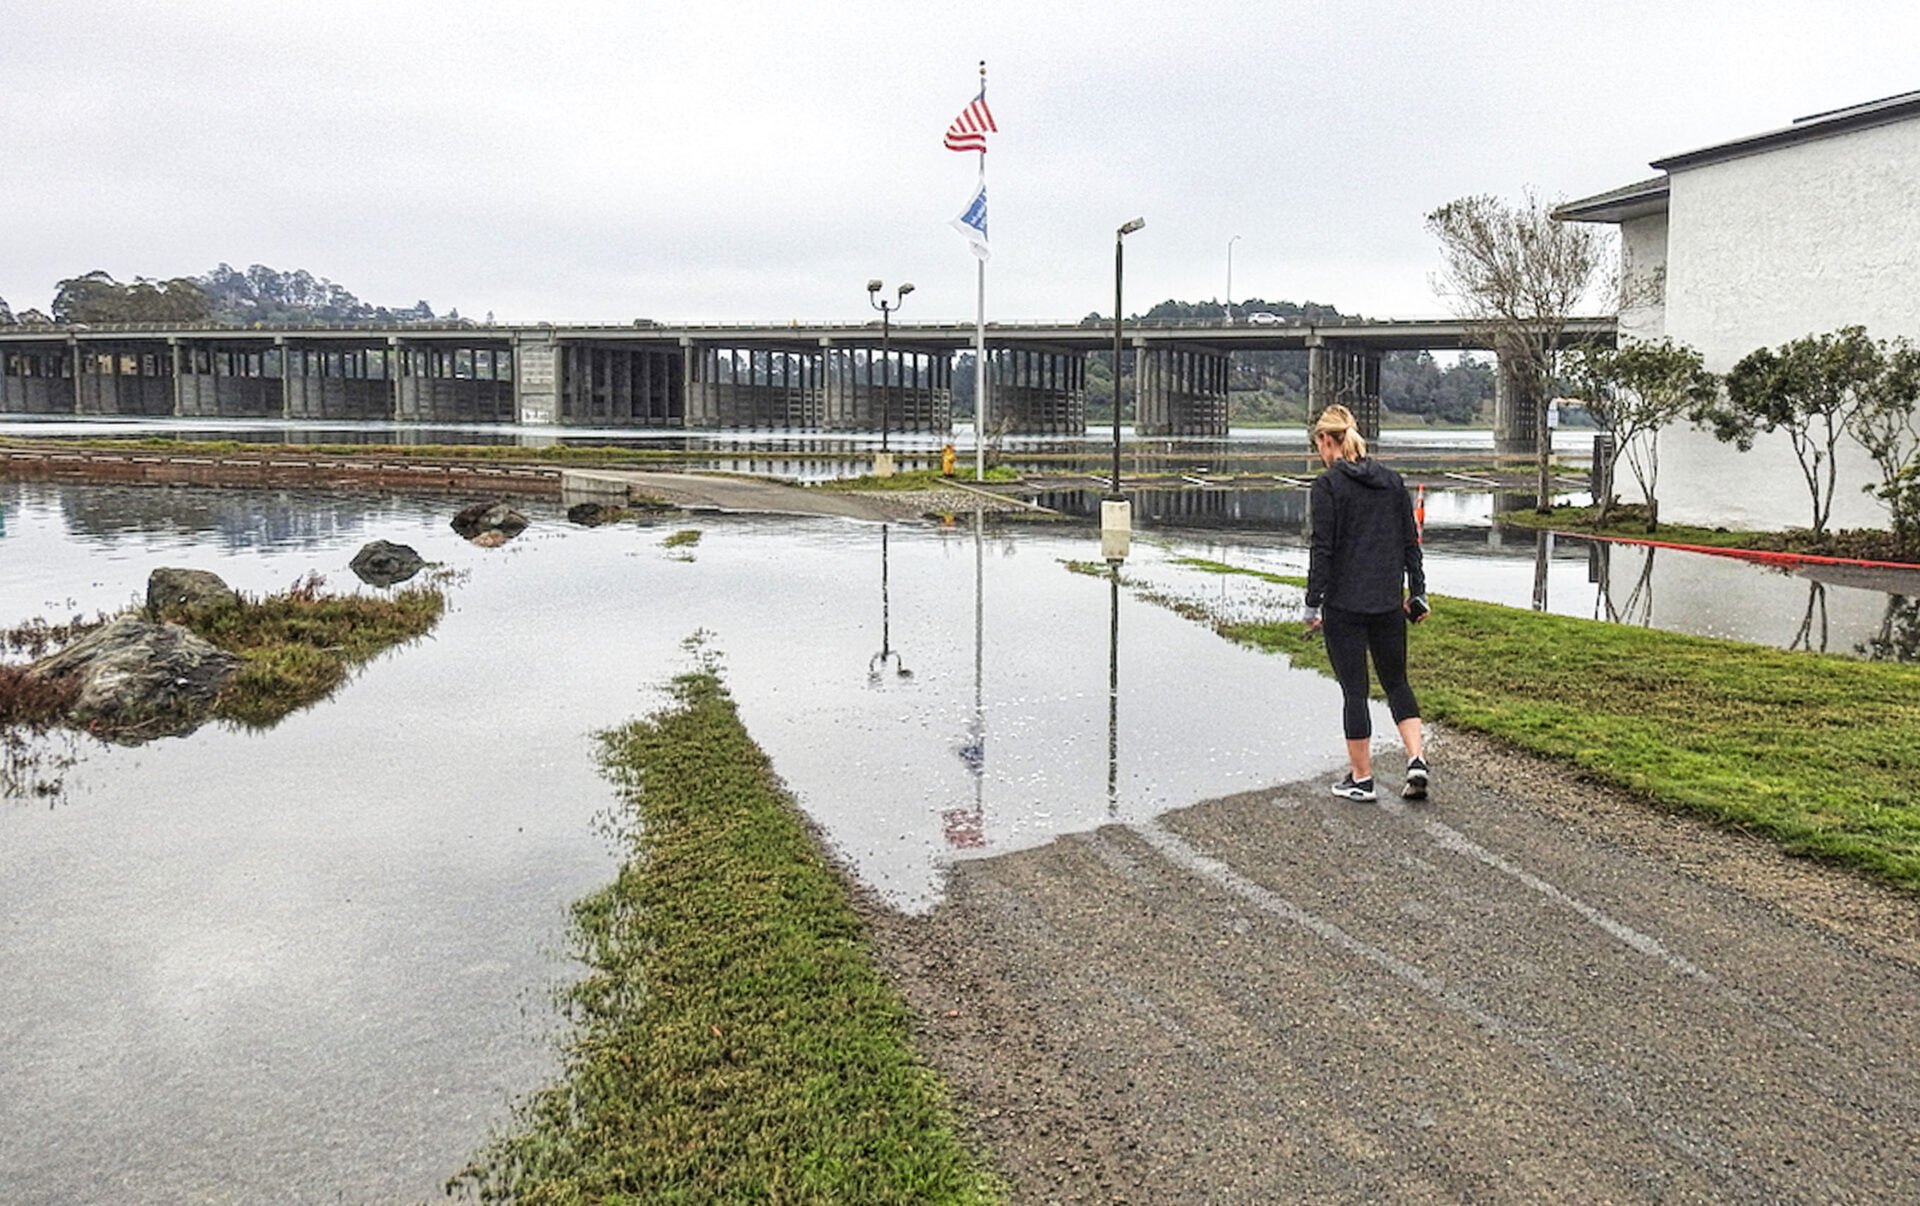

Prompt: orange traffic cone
[{"left": 1415, "top": 484, "right": 1426, "bottom": 543}]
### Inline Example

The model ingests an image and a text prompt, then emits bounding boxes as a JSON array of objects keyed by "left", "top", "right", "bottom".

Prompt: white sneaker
[{"left": 1330, "top": 773, "right": 1376, "bottom": 802}]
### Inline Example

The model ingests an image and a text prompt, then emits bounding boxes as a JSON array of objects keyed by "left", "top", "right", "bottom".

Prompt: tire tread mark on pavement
[
  {"left": 1131, "top": 816, "right": 1776, "bottom": 1200},
  {"left": 1386, "top": 800, "right": 1920, "bottom": 1109}
]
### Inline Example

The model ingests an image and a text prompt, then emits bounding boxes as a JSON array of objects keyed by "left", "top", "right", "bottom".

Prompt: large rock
[
  {"left": 349, "top": 539, "right": 426, "bottom": 587},
  {"left": 29, "top": 614, "right": 240, "bottom": 740},
  {"left": 146, "top": 567, "right": 238, "bottom": 618},
  {"left": 567, "top": 502, "right": 620, "bottom": 527},
  {"left": 451, "top": 501, "right": 529, "bottom": 543}
]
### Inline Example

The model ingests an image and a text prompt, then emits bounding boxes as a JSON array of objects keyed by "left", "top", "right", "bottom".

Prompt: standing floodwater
[
  {"left": 3, "top": 475, "right": 1916, "bottom": 1203},
  {"left": 0, "top": 481, "right": 1361, "bottom": 1204}
]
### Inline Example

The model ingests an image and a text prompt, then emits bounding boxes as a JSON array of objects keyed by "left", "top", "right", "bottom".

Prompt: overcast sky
[{"left": 4, "top": 1, "right": 1916, "bottom": 326}]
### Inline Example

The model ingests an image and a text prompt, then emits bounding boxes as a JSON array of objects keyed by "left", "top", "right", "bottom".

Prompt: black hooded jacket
[{"left": 1306, "top": 457, "right": 1426, "bottom": 615}]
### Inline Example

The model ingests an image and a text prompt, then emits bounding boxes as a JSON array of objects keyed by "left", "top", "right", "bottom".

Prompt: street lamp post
[
  {"left": 866, "top": 279, "right": 914, "bottom": 469},
  {"left": 1104, "top": 218, "right": 1144, "bottom": 555},
  {"left": 1226, "top": 233, "right": 1241, "bottom": 321}
]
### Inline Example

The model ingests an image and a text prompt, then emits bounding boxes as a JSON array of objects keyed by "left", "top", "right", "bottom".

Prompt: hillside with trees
[{"left": 21, "top": 265, "right": 444, "bottom": 327}]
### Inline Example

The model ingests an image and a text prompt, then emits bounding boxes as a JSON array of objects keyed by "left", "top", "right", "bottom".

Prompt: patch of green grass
[
  {"left": 451, "top": 667, "right": 1001, "bottom": 1205},
  {"left": 663, "top": 528, "right": 702, "bottom": 549},
  {"left": 169, "top": 576, "right": 445, "bottom": 728},
  {"left": 1154, "top": 557, "right": 1920, "bottom": 892}
]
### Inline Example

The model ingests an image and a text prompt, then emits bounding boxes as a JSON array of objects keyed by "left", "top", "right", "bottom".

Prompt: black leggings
[{"left": 1323, "top": 605, "right": 1420, "bottom": 741}]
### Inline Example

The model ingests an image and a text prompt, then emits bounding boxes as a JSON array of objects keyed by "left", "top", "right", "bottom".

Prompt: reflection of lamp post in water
[
  {"left": 866, "top": 279, "right": 914, "bottom": 473},
  {"left": 1107, "top": 557, "right": 1121, "bottom": 816},
  {"left": 868, "top": 524, "right": 912, "bottom": 684}
]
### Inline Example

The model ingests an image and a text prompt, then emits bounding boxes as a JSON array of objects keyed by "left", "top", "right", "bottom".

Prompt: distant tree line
[{"left": 0, "top": 265, "right": 447, "bottom": 327}]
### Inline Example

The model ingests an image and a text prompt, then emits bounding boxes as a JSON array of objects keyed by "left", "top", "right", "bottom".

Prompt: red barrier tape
[{"left": 1552, "top": 530, "right": 1920, "bottom": 573}]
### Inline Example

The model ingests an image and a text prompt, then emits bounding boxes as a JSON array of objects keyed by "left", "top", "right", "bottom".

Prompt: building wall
[
  {"left": 1657, "top": 117, "right": 1920, "bottom": 532},
  {"left": 1618, "top": 212, "right": 1668, "bottom": 342}
]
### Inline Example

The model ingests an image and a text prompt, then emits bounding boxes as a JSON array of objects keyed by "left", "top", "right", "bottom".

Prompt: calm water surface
[
  {"left": 0, "top": 481, "right": 1361, "bottom": 1205},
  {"left": 3, "top": 472, "right": 1915, "bottom": 1204}
]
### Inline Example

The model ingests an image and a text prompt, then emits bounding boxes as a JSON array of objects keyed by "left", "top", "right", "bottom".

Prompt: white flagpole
[
  {"left": 973, "top": 60, "right": 988, "bottom": 482},
  {"left": 973, "top": 255, "right": 986, "bottom": 480}
]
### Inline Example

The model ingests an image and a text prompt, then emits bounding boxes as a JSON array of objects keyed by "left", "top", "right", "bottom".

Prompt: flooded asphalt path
[{"left": 863, "top": 729, "right": 1920, "bottom": 1205}]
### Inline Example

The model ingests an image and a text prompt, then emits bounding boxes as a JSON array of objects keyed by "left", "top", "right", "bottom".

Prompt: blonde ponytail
[{"left": 1311, "top": 404, "right": 1367, "bottom": 461}]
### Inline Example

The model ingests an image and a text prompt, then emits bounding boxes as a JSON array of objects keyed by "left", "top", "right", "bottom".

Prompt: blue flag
[{"left": 951, "top": 177, "right": 990, "bottom": 262}]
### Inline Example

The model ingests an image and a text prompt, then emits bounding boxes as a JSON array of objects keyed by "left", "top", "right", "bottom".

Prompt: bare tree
[{"left": 1427, "top": 191, "right": 1610, "bottom": 511}]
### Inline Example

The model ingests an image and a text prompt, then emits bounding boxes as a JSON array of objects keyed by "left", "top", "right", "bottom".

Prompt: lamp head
[
  {"left": 897, "top": 283, "right": 915, "bottom": 298},
  {"left": 867, "top": 279, "right": 883, "bottom": 294},
  {"left": 1118, "top": 217, "right": 1146, "bottom": 236}
]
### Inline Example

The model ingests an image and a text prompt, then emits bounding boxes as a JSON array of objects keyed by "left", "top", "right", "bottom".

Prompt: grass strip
[
  {"left": 450, "top": 666, "right": 1002, "bottom": 1205},
  {"left": 812, "top": 466, "right": 1024, "bottom": 492},
  {"left": 171, "top": 574, "right": 446, "bottom": 727},
  {"left": 1159, "top": 557, "right": 1920, "bottom": 893}
]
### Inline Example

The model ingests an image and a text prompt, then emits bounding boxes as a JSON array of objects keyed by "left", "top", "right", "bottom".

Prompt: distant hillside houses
[{"left": 1558, "top": 89, "right": 1920, "bottom": 532}]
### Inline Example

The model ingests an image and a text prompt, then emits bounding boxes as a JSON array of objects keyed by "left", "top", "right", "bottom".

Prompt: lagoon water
[
  {"left": 2, "top": 473, "right": 1916, "bottom": 1204},
  {"left": 0, "top": 481, "right": 1363, "bottom": 1204}
]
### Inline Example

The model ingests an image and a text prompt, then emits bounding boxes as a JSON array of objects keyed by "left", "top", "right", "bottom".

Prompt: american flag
[{"left": 943, "top": 89, "right": 996, "bottom": 153}]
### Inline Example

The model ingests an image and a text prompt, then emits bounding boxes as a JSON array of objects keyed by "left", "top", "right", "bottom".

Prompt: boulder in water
[
  {"left": 146, "top": 567, "right": 238, "bottom": 619},
  {"left": 349, "top": 540, "right": 427, "bottom": 587},
  {"left": 29, "top": 614, "right": 240, "bottom": 741},
  {"left": 451, "top": 501, "right": 529, "bottom": 543}
]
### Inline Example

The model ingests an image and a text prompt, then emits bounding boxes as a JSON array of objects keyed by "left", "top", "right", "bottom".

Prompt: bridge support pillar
[
  {"left": 558, "top": 342, "right": 686, "bottom": 426},
  {"left": 514, "top": 333, "right": 558, "bottom": 424},
  {"left": 283, "top": 338, "right": 396, "bottom": 420},
  {"left": 73, "top": 338, "right": 180, "bottom": 416},
  {"left": 1136, "top": 344, "right": 1230, "bottom": 436},
  {"left": 1, "top": 340, "right": 76, "bottom": 414},
  {"left": 988, "top": 346, "right": 1084, "bottom": 435},
  {"left": 1493, "top": 354, "right": 1541, "bottom": 455},
  {"left": 1306, "top": 340, "right": 1381, "bottom": 443},
  {"left": 394, "top": 340, "right": 515, "bottom": 422},
  {"left": 820, "top": 343, "right": 952, "bottom": 434}
]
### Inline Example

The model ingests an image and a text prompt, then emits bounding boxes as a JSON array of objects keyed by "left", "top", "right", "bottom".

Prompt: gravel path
[{"left": 858, "top": 725, "right": 1920, "bottom": 1205}]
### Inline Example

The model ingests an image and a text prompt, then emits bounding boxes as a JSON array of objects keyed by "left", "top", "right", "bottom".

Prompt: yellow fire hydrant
[{"left": 941, "top": 443, "right": 957, "bottom": 477}]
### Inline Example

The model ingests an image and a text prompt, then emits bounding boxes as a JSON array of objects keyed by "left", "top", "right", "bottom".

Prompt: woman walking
[{"left": 1303, "top": 405, "right": 1430, "bottom": 801}]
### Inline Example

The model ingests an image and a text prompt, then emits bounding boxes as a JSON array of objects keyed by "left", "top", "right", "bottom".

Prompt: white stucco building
[{"left": 1558, "top": 90, "right": 1920, "bottom": 532}]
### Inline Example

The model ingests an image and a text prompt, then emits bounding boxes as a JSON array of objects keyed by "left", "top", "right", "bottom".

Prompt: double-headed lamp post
[
  {"left": 1226, "top": 233, "right": 1241, "bottom": 320},
  {"left": 1104, "top": 218, "right": 1145, "bottom": 555},
  {"left": 866, "top": 279, "right": 914, "bottom": 462}
]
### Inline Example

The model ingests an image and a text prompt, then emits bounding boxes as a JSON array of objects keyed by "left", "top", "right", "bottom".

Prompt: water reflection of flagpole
[{"left": 944, "top": 508, "right": 987, "bottom": 849}]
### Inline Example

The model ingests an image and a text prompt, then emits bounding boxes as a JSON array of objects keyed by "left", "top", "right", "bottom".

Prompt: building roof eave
[
  {"left": 1552, "top": 176, "right": 1671, "bottom": 225},
  {"left": 1650, "top": 88, "right": 1920, "bottom": 172}
]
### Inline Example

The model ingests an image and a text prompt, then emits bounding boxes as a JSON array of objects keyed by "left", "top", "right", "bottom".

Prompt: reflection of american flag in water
[{"left": 943, "top": 90, "right": 996, "bottom": 152}]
